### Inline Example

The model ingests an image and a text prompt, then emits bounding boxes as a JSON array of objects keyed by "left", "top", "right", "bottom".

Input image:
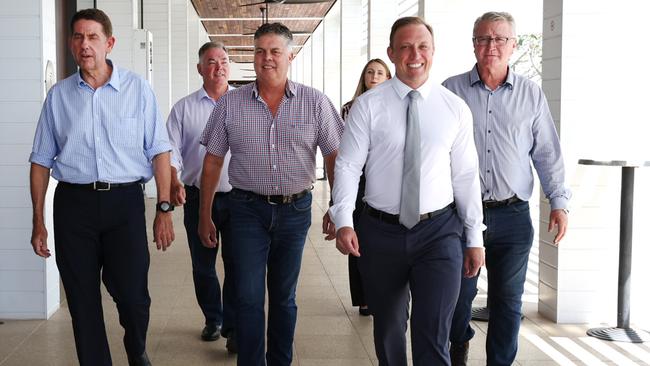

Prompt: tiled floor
[{"left": 2, "top": 181, "right": 650, "bottom": 365}]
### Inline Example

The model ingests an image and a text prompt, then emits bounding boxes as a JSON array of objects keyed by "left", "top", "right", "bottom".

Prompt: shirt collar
[
  {"left": 391, "top": 76, "right": 434, "bottom": 100},
  {"left": 252, "top": 79, "right": 296, "bottom": 99},
  {"left": 470, "top": 63, "right": 515, "bottom": 90},
  {"left": 76, "top": 59, "right": 120, "bottom": 91},
  {"left": 199, "top": 84, "right": 235, "bottom": 103}
]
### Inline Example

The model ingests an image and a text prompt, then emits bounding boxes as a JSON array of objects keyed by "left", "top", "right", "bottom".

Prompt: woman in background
[{"left": 341, "top": 59, "right": 391, "bottom": 316}]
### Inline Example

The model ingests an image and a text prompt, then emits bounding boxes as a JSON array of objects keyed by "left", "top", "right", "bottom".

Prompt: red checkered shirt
[{"left": 200, "top": 80, "right": 344, "bottom": 195}]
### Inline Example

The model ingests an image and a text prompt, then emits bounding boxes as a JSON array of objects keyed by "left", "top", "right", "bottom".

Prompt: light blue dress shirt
[
  {"left": 166, "top": 86, "right": 234, "bottom": 191},
  {"left": 443, "top": 65, "right": 571, "bottom": 210},
  {"left": 29, "top": 61, "right": 172, "bottom": 184}
]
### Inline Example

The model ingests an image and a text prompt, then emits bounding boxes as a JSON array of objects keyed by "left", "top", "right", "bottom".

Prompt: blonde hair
[{"left": 351, "top": 59, "right": 392, "bottom": 102}]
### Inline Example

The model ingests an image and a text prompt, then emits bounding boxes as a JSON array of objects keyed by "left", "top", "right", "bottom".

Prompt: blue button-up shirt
[
  {"left": 443, "top": 65, "right": 571, "bottom": 210},
  {"left": 29, "top": 61, "right": 172, "bottom": 183}
]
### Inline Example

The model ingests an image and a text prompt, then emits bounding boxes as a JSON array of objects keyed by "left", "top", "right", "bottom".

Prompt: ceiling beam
[
  {"left": 200, "top": 17, "right": 324, "bottom": 21},
  {"left": 209, "top": 33, "right": 312, "bottom": 37}
]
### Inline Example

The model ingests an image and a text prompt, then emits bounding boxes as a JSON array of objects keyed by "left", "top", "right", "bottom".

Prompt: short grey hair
[
  {"left": 198, "top": 41, "right": 228, "bottom": 62},
  {"left": 254, "top": 22, "right": 294, "bottom": 49},
  {"left": 473, "top": 11, "right": 517, "bottom": 37}
]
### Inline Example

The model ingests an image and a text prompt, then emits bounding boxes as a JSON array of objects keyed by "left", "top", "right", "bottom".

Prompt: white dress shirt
[
  {"left": 329, "top": 77, "right": 484, "bottom": 248},
  {"left": 167, "top": 86, "right": 234, "bottom": 192}
]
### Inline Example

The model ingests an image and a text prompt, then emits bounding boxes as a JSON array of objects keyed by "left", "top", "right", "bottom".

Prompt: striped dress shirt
[
  {"left": 167, "top": 85, "right": 234, "bottom": 191},
  {"left": 200, "top": 80, "right": 344, "bottom": 196},
  {"left": 29, "top": 61, "right": 172, "bottom": 183},
  {"left": 442, "top": 65, "right": 571, "bottom": 210}
]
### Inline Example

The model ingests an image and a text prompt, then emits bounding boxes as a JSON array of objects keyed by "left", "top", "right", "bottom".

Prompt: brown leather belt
[
  {"left": 364, "top": 203, "right": 455, "bottom": 226},
  {"left": 482, "top": 196, "right": 523, "bottom": 209}
]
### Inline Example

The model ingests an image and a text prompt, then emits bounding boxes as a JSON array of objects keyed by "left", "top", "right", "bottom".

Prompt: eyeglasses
[{"left": 473, "top": 36, "right": 514, "bottom": 46}]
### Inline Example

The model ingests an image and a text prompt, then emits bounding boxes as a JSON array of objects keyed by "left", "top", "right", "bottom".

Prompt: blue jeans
[
  {"left": 183, "top": 186, "right": 235, "bottom": 335},
  {"left": 228, "top": 188, "right": 312, "bottom": 366},
  {"left": 450, "top": 201, "right": 534, "bottom": 365}
]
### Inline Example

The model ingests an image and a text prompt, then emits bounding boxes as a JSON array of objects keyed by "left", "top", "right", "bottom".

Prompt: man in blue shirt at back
[
  {"left": 443, "top": 11, "right": 571, "bottom": 366},
  {"left": 29, "top": 8, "right": 174, "bottom": 366}
]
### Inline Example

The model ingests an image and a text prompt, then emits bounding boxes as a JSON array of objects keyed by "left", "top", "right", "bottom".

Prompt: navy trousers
[
  {"left": 183, "top": 185, "right": 235, "bottom": 335},
  {"left": 450, "top": 201, "right": 534, "bottom": 365},
  {"left": 53, "top": 183, "right": 150, "bottom": 366},
  {"left": 357, "top": 206, "right": 463, "bottom": 366}
]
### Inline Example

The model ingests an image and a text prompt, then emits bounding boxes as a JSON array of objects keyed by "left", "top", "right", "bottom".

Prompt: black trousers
[
  {"left": 357, "top": 206, "right": 463, "bottom": 366},
  {"left": 53, "top": 183, "right": 150, "bottom": 366}
]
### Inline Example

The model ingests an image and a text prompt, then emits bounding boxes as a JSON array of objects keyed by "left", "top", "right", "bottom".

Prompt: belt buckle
[
  {"left": 94, "top": 182, "right": 111, "bottom": 191},
  {"left": 266, "top": 195, "right": 278, "bottom": 205}
]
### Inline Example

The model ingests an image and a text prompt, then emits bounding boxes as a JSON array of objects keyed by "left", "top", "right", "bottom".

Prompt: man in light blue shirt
[
  {"left": 443, "top": 11, "right": 571, "bottom": 366},
  {"left": 29, "top": 8, "right": 173, "bottom": 366},
  {"left": 166, "top": 41, "right": 237, "bottom": 352}
]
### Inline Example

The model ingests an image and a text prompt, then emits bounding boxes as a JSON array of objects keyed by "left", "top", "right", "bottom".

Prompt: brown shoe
[{"left": 450, "top": 342, "right": 469, "bottom": 366}]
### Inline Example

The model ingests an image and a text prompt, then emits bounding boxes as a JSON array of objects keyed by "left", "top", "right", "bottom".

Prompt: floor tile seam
[{"left": 0, "top": 316, "right": 47, "bottom": 366}]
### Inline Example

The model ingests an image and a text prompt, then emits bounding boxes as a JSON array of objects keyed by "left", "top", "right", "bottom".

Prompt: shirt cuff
[
  {"left": 549, "top": 196, "right": 569, "bottom": 211},
  {"left": 145, "top": 143, "right": 173, "bottom": 162},
  {"left": 328, "top": 204, "right": 355, "bottom": 231},
  {"left": 29, "top": 152, "right": 54, "bottom": 169},
  {"left": 464, "top": 228, "right": 484, "bottom": 248}
]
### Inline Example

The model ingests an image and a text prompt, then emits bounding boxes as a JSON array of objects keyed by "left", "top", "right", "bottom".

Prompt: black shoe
[
  {"left": 226, "top": 332, "right": 238, "bottom": 354},
  {"left": 127, "top": 351, "right": 152, "bottom": 366},
  {"left": 358, "top": 306, "right": 371, "bottom": 316},
  {"left": 201, "top": 323, "right": 222, "bottom": 341},
  {"left": 450, "top": 342, "right": 469, "bottom": 366}
]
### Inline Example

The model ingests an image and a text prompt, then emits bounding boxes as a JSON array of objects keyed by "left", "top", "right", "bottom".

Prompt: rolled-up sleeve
[
  {"left": 29, "top": 89, "right": 58, "bottom": 169},
  {"left": 200, "top": 96, "right": 229, "bottom": 157},
  {"left": 142, "top": 82, "right": 172, "bottom": 161}
]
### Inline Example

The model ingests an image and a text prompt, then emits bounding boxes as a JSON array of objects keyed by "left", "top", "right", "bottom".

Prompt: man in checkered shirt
[{"left": 198, "top": 22, "right": 343, "bottom": 366}]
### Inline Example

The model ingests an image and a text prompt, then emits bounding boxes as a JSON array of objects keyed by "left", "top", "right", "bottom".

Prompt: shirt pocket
[{"left": 109, "top": 117, "right": 143, "bottom": 148}]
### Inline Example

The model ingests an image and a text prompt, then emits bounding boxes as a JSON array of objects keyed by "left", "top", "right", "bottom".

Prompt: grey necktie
[{"left": 399, "top": 90, "right": 421, "bottom": 229}]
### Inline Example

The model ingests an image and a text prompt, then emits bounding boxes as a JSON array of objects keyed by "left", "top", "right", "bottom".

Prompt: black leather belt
[
  {"left": 232, "top": 187, "right": 311, "bottom": 205},
  {"left": 482, "top": 196, "right": 522, "bottom": 209},
  {"left": 364, "top": 203, "right": 455, "bottom": 226},
  {"left": 185, "top": 185, "right": 230, "bottom": 196},
  {"left": 59, "top": 181, "right": 142, "bottom": 191}
]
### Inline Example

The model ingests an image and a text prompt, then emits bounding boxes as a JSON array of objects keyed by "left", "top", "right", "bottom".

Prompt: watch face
[{"left": 158, "top": 201, "right": 173, "bottom": 212}]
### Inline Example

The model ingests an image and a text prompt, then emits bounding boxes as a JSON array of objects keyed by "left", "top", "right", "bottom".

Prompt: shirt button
[
  {"left": 488, "top": 130, "right": 491, "bottom": 133},
  {"left": 271, "top": 124, "right": 275, "bottom": 129},
  {"left": 272, "top": 165, "right": 277, "bottom": 170},
  {"left": 271, "top": 144, "right": 276, "bottom": 149},
  {"left": 487, "top": 149, "right": 491, "bottom": 153},
  {"left": 488, "top": 110, "right": 492, "bottom": 114},
  {"left": 487, "top": 169, "right": 491, "bottom": 173},
  {"left": 274, "top": 186, "right": 279, "bottom": 190},
  {"left": 486, "top": 189, "right": 490, "bottom": 193}
]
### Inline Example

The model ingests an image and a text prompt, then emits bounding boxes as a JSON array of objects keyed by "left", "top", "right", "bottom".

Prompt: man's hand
[
  {"left": 31, "top": 222, "right": 50, "bottom": 258},
  {"left": 322, "top": 211, "right": 336, "bottom": 240},
  {"left": 463, "top": 247, "right": 484, "bottom": 278},
  {"left": 335, "top": 227, "right": 360, "bottom": 257},
  {"left": 199, "top": 215, "right": 218, "bottom": 248},
  {"left": 153, "top": 212, "right": 174, "bottom": 251},
  {"left": 171, "top": 181, "right": 186, "bottom": 207},
  {"left": 548, "top": 209, "right": 568, "bottom": 244}
]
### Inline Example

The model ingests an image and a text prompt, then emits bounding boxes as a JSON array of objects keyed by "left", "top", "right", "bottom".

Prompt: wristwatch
[{"left": 156, "top": 201, "right": 174, "bottom": 213}]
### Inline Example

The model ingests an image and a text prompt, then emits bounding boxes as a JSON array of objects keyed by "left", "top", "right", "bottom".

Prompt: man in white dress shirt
[
  {"left": 329, "top": 17, "right": 485, "bottom": 366},
  {"left": 166, "top": 41, "right": 237, "bottom": 353}
]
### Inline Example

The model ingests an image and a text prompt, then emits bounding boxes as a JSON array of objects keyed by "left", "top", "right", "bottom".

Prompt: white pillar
[
  {"left": 323, "top": 0, "right": 341, "bottom": 109},
  {"left": 367, "top": 0, "right": 397, "bottom": 61},
  {"left": 170, "top": 0, "right": 189, "bottom": 104},
  {"left": 0, "top": 0, "right": 59, "bottom": 319},
  {"left": 340, "top": 0, "right": 362, "bottom": 107},
  {"left": 143, "top": 0, "right": 172, "bottom": 117},
  {"left": 311, "top": 25, "right": 324, "bottom": 92},
  {"left": 539, "top": 0, "right": 650, "bottom": 326}
]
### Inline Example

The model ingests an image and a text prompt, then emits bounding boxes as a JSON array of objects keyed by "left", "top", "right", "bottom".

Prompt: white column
[
  {"left": 311, "top": 25, "right": 324, "bottom": 92},
  {"left": 143, "top": 0, "right": 172, "bottom": 117},
  {"left": 340, "top": 0, "right": 362, "bottom": 107},
  {"left": 187, "top": 6, "right": 208, "bottom": 92},
  {"left": 170, "top": 0, "right": 189, "bottom": 105},
  {"left": 322, "top": 0, "right": 341, "bottom": 109},
  {"left": 301, "top": 38, "right": 313, "bottom": 87},
  {"left": 367, "top": 0, "right": 397, "bottom": 61},
  {"left": 539, "top": 0, "right": 650, "bottom": 326},
  {"left": 0, "top": 0, "right": 59, "bottom": 319}
]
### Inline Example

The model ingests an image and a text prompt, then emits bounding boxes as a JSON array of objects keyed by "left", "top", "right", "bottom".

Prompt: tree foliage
[{"left": 511, "top": 33, "right": 542, "bottom": 84}]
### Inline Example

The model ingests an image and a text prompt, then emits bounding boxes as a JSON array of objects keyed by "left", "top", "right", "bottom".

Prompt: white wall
[
  {"left": 540, "top": 0, "right": 650, "bottom": 326},
  {"left": 0, "top": 0, "right": 59, "bottom": 319},
  {"left": 144, "top": 0, "right": 172, "bottom": 117}
]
